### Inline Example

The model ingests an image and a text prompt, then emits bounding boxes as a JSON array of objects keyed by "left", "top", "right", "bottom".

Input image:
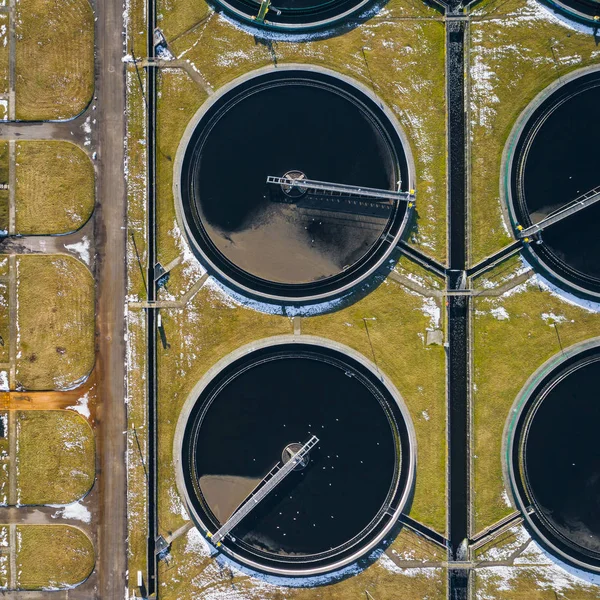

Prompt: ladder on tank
[
  {"left": 208, "top": 435, "right": 319, "bottom": 546},
  {"left": 517, "top": 184, "right": 600, "bottom": 239}
]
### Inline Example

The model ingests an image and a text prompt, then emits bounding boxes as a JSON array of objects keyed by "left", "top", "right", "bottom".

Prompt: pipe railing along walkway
[{"left": 517, "top": 185, "right": 600, "bottom": 239}]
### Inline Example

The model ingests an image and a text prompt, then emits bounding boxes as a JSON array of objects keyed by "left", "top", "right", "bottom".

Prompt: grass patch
[
  {"left": 15, "top": 141, "right": 95, "bottom": 235},
  {"left": 16, "top": 255, "right": 95, "bottom": 391},
  {"left": 0, "top": 526, "right": 8, "bottom": 588},
  {"left": 472, "top": 276, "right": 600, "bottom": 531},
  {"left": 163, "top": 3, "right": 447, "bottom": 262},
  {"left": 125, "top": 66, "right": 149, "bottom": 591},
  {"left": 0, "top": 280, "right": 8, "bottom": 364},
  {"left": 156, "top": 70, "right": 207, "bottom": 268},
  {"left": 468, "top": 0, "right": 600, "bottom": 264},
  {"left": 0, "top": 14, "right": 8, "bottom": 101},
  {"left": 473, "top": 569, "right": 600, "bottom": 600},
  {"left": 15, "top": 525, "right": 94, "bottom": 589},
  {"left": 160, "top": 524, "right": 446, "bottom": 599},
  {"left": 15, "top": 0, "right": 94, "bottom": 120},
  {"left": 0, "top": 142, "right": 8, "bottom": 184},
  {"left": 0, "top": 142, "right": 9, "bottom": 234},
  {"left": 0, "top": 415, "right": 8, "bottom": 507},
  {"left": 15, "top": 410, "right": 94, "bottom": 505}
]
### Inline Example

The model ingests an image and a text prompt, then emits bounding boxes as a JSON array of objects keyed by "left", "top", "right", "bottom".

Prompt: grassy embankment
[
  {"left": 472, "top": 524, "right": 600, "bottom": 599},
  {"left": 468, "top": 0, "right": 600, "bottom": 264},
  {"left": 125, "top": 0, "right": 150, "bottom": 582},
  {"left": 0, "top": 142, "right": 9, "bottom": 233},
  {"left": 162, "top": 524, "right": 446, "bottom": 599},
  {"left": 15, "top": 142, "right": 95, "bottom": 234},
  {"left": 15, "top": 410, "right": 95, "bottom": 504},
  {"left": 16, "top": 255, "right": 95, "bottom": 390},
  {"left": 15, "top": 525, "right": 94, "bottom": 589},
  {"left": 468, "top": 0, "right": 600, "bottom": 533},
  {"left": 0, "top": 12, "right": 9, "bottom": 117},
  {"left": 472, "top": 257, "right": 600, "bottom": 532},
  {"left": 0, "top": 254, "right": 9, "bottom": 364},
  {"left": 15, "top": 0, "right": 94, "bottom": 120}
]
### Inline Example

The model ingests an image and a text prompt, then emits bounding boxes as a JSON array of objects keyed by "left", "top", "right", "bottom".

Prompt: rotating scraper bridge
[
  {"left": 208, "top": 435, "right": 320, "bottom": 546},
  {"left": 516, "top": 184, "right": 600, "bottom": 240}
]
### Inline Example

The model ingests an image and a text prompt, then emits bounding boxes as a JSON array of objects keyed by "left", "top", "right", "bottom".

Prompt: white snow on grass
[
  {"left": 476, "top": 524, "right": 600, "bottom": 597},
  {"left": 421, "top": 297, "right": 441, "bottom": 329},
  {"left": 67, "top": 392, "right": 90, "bottom": 419},
  {"left": 51, "top": 501, "right": 91, "bottom": 524},
  {"left": 490, "top": 306, "right": 510, "bottom": 320},
  {"left": 185, "top": 527, "right": 211, "bottom": 557},
  {"left": 378, "top": 552, "right": 440, "bottom": 578},
  {"left": 541, "top": 312, "right": 570, "bottom": 325},
  {"left": 203, "top": 276, "right": 348, "bottom": 317},
  {"left": 168, "top": 486, "right": 189, "bottom": 521},
  {"left": 0, "top": 371, "right": 8, "bottom": 392},
  {"left": 64, "top": 235, "right": 91, "bottom": 265}
]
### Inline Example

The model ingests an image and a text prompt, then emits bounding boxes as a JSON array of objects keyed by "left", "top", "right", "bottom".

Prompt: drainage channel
[{"left": 446, "top": 10, "right": 470, "bottom": 600}]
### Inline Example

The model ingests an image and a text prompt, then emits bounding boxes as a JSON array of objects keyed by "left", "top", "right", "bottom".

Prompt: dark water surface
[
  {"left": 522, "top": 355, "right": 600, "bottom": 559},
  {"left": 512, "top": 73, "right": 600, "bottom": 292},
  {"left": 182, "top": 344, "right": 411, "bottom": 569},
  {"left": 180, "top": 71, "right": 409, "bottom": 299},
  {"left": 211, "top": 0, "right": 373, "bottom": 27}
]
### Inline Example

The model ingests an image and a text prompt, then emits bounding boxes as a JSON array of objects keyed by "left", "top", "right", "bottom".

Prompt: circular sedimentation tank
[
  {"left": 508, "top": 346, "right": 600, "bottom": 571},
  {"left": 507, "top": 70, "right": 600, "bottom": 298},
  {"left": 208, "top": 0, "right": 375, "bottom": 31},
  {"left": 175, "top": 68, "right": 413, "bottom": 303},
  {"left": 175, "top": 339, "right": 415, "bottom": 575}
]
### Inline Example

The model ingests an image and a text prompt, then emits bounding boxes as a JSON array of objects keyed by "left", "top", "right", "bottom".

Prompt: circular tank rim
[
  {"left": 211, "top": 0, "right": 373, "bottom": 32},
  {"left": 173, "top": 334, "right": 417, "bottom": 577},
  {"left": 173, "top": 64, "right": 416, "bottom": 305},
  {"left": 500, "top": 63, "right": 600, "bottom": 301},
  {"left": 540, "top": 0, "right": 600, "bottom": 26},
  {"left": 502, "top": 336, "right": 600, "bottom": 573}
]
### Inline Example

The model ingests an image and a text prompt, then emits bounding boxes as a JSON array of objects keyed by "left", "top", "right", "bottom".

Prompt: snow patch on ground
[
  {"left": 0, "top": 371, "right": 8, "bottom": 392},
  {"left": 185, "top": 527, "right": 211, "bottom": 557},
  {"left": 203, "top": 276, "right": 348, "bottom": 317},
  {"left": 477, "top": 524, "right": 600, "bottom": 597},
  {"left": 541, "top": 312, "right": 570, "bottom": 325},
  {"left": 51, "top": 501, "right": 91, "bottom": 524},
  {"left": 64, "top": 236, "right": 91, "bottom": 265},
  {"left": 421, "top": 297, "right": 441, "bottom": 329},
  {"left": 490, "top": 306, "right": 510, "bottom": 320},
  {"left": 379, "top": 552, "right": 440, "bottom": 578},
  {"left": 67, "top": 392, "right": 90, "bottom": 419}
]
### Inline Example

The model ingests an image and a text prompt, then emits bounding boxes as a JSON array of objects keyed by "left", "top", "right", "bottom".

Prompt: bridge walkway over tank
[
  {"left": 267, "top": 175, "right": 415, "bottom": 203},
  {"left": 209, "top": 435, "right": 319, "bottom": 546},
  {"left": 517, "top": 185, "right": 600, "bottom": 239}
]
